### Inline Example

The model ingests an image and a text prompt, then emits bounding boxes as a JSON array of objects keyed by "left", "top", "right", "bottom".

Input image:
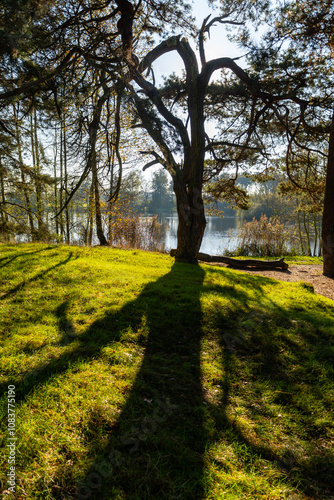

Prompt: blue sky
[{"left": 152, "top": 0, "right": 245, "bottom": 81}]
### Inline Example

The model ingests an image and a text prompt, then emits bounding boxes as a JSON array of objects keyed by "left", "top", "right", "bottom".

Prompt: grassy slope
[{"left": 0, "top": 244, "right": 333, "bottom": 500}]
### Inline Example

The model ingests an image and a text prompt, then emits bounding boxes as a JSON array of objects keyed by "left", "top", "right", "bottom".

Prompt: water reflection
[{"left": 163, "top": 216, "right": 243, "bottom": 254}]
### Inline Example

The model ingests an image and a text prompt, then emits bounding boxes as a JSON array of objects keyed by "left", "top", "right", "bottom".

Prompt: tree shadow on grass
[
  {"left": 9, "top": 260, "right": 273, "bottom": 499},
  {"left": 8, "top": 262, "right": 209, "bottom": 499},
  {"left": 66, "top": 265, "right": 267, "bottom": 500},
  {"left": 7, "top": 255, "right": 333, "bottom": 499},
  {"left": 0, "top": 245, "right": 56, "bottom": 269},
  {"left": 0, "top": 251, "right": 76, "bottom": 300},
  {"left": 205, "top": 268, "right": 334, "bottom": 499},
  {"left": 70, "top": 262, "right": 208, "bottom": 500}
]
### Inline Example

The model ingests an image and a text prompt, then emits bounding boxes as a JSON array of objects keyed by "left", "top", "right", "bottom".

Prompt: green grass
[{"left": 0, "top": 243, "right": 333, "bottom": 500}]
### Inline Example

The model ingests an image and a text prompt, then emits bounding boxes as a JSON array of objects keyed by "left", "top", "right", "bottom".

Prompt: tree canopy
[{"left": 0, "top": 0, "right": 333, "bottom": 272}]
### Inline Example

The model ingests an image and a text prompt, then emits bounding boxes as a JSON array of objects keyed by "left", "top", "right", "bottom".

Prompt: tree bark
[
  {"left": 170, "top": 250, "right": 288, "bottom": 269},
  {"left": 87, "top": 72, "right": 109, "bottom": 246},
  {"left": 53, "top": 122, "right": 59, "bottom": 237},
  {"left": 92, "top": 159, "right": 108, "bottom": 246},
  {"left": 31, "top": 108, "right": 44, "bottom": 237},
  {"left": 62, "top": 112, "right": 70, "bottom": 244},
  {"left": 173, "top": 178, "right": 206, "bottom": 262},
  {"left": 13, "top": 105, "right": 35, "bottom": 236},
  {"left": 0, "top": 156, "right": 10, "bottom": 240},
  {"left": 322, "top": 113, "right": 334, "bottom": 277}
]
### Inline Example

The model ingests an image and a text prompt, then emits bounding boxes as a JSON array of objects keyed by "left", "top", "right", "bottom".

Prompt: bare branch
[
  {"left": 108, "top": 85, "right": 124, "bottom": 202},
  {"left": 138, "top": 36, "right": 181, "bottom": 73},
  {"left": 201, "top": 57, "right": 308, "bottom": 108},
  {"left": 127, "top": 83, "right": 178, "bottom": 175},
  {"left": 0, "top": 119, "right": 15, "bottom": 137},
  {"left": 142, "top": 159, "right": 160, "bottom": 170},
  {"left": 204, "top": 15, "right": 244, "bottom": 36},
  {"left": 205, "top": 141, "right": 262, "bottom": 152},
  {"left": 140, "top": 150, "right": 169, "bottom": 170},
  {"left": 199, "top": 15, "right": 211, "bottom": 68}
]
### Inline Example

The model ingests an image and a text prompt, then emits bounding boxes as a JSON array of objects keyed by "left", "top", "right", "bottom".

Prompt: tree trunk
[
  {"left": 13, "top": 105, "right": 35, "bottom": 236},
  {"left": 0, "top": 156, "right": 10, "bottom": 240},
  {"left": 87, "top": 180, "right": 94, "bottom": 246},
  {"left": 62, "top": 114, "right": 70, "bottom": 244},
  {"left": 53, "top": 122, "right": 59, "bottom": 237},
  {"left": 173, "top": 178, "right": 206, "bottom": 263},
  {"left": 31, "top": 108, "right": 44, "bottom": 237},
  {"left": 173, "top": 68, "right": 207, "bottom": 263},
  {"left": 322, "top": 113, "right": 334, "bottom": 276},
  {"left": 170, "top": 250, "right": 288, "bottom": 269},
  {"left": 92, "top": 160, "right": 108, "bottom": 246},
  {"left": 87, "top": 72, "right": 109, "bottom": 246}
]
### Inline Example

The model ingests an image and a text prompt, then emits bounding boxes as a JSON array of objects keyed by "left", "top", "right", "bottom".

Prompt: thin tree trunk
[
  {"left": 313, "top": 214, "right": 318, "bottom": 257},
  {"left": 13, "top": 105, "right": 35, "bottom": 237},
  {"left": 53, "top": 122, "right": 59, "bottom": 236},
  {"left": 108, "top": 143, "right": 116, "bottom": 244},
  {"left": 59, "top": 116, "right": 64, "bottom": 242},
  {"left": 92, "top": 160, "right": 108, "bottom": 245},
  {"left": 303, "top": 212, "right": 312, "bottom": 256},
  {"left": 318, "top": 220, "right": 322, "bottom": 257},
  {"left": 32, "top": 108, "right": 44, "bottom": 236},
  {"left": 62, "top": 114, "right": 70, "bottom": 244},
  {"left": 87, "top": 73, "right": 109, "bottom": 246},
  {"left": 296, "top": 199, "right": 304, "bottom": 255},
  {"left": 88, "top": 180, "right": 94, "bottom": 246},
  {"left": 0, "top": 156, "right": 9, "bottom": 240}
]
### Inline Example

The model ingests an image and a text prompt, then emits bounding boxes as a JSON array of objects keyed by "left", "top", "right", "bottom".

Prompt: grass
[{"left": 0, "top": 243, "right": 333, "bottom": 500}]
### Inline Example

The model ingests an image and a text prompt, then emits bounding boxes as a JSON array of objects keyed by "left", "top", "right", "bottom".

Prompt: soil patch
[{"left": 207, "top": 263, "right": 334, "bottom": 301}]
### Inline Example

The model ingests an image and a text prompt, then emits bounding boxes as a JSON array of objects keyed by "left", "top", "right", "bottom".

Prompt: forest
[{"left": 0, "top": 0, "right": 333, "bottom": 271}]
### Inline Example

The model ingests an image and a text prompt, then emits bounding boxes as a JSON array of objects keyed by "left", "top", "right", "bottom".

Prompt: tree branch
[
  {"left": 204, "top": 15, "right": 244, "bottom": 35},
  {"left": 199, "top": 15, "right": 211, "bottom": 67},
  {"left": 205, "top": 141, "right": 262, "bottom": 152},
  {"left": 140, "top": 150, "right": 169, "bottom": 170},
  {"left": 0, "top": 48, "right": 80, "bottom": 101},
  {"left": 201, "top": 57, "right": 308, "bottom": 107},
  {"left": 138, "top": 36, "right": 181, "bottom": 73}
]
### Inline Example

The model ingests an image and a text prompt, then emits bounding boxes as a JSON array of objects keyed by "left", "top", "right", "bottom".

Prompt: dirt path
[
  {"left": 203, "top": 262, "right": 334, "bottom": 301},
  {"left": 239, "top": 264, "right": 334, "bottom": 301}
]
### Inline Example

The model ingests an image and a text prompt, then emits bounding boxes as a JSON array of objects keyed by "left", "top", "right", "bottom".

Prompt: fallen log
[{"left": 170, "top": 249, "right": 288, "bottom": 270}]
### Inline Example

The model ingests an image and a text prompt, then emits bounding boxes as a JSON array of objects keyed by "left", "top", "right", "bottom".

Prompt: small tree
[{"left": 150, "top": 170, "right": 172, "bottom": 214}]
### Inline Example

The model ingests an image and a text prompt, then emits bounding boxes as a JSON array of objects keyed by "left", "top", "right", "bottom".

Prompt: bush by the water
[
  {"left": 109, "top": 198, "right": 166, "bottom": 252},
  {"left": 234, "top": 214, "right": 298, "bottom": 256}
]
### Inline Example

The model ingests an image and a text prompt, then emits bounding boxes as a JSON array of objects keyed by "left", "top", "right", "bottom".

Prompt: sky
[{"left": 152, "top": 0, "right": 245, "bottom": 82}]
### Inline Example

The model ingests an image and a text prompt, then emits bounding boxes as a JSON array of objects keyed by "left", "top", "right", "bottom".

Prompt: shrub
[
  {"left": 234, "top": 214, "right": 299, "bottom": 257},
  {"left": 108, "top": 198, "right": 166, "bottom": 252}
]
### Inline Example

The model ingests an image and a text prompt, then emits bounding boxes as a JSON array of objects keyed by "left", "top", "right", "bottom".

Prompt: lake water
[{"left": 163, "top": 216, "right": 243, "bottom": 255}]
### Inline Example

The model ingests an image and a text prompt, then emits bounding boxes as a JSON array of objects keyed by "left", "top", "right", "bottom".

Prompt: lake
[{"left": 163, "top": 216, "right": 243, "bottom": 255}]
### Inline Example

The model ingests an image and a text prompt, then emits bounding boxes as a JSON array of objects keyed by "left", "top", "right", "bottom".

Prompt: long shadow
[
  {"left": 0, "top": 251, "right": 76, "bottom": 300},
  {"left": 71, "top": 262, "right": 207, "bottom": 500},
  {"left": 0, "top": 245, "right": 56, "bottom": 269},
  {"left": 8, "top": 260, "right": 270, "bottom": 499},
  {"left": 8, "top": 255, "right": 333, "bottom": 498},
  {"left": 8, "top": 262, "right": 207, "bottom": 499}
]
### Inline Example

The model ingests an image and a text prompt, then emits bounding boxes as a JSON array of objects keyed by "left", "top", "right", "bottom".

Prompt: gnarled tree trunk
[{"left": 174, "top": 180, "right": 206, "bottom": 262}]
